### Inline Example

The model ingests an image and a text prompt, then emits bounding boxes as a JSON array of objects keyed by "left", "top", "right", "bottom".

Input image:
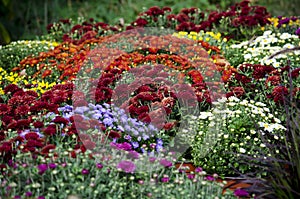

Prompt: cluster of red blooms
[
  {"left": 47, "top": 18, "right": 119, "bottom": 45},
  {"left": 127, "top": 1, "right": 270, "bottom": 35},
  {"left": 223, "top": 63, "right": 300, "bottom": 104}
]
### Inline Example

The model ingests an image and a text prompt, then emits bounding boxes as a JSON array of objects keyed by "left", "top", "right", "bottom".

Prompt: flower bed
[{"left": 0, "top": 0, "right": 300, "bottom": 198}]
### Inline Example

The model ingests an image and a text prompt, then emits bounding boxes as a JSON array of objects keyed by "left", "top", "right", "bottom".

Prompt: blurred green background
[{"left": 0, "top": 0, "right": 299, "bottom": 45}]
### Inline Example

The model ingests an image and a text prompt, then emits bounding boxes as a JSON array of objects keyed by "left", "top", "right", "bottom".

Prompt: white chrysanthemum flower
[
  {"left": 239, "top": 148, "right": 246, "bottom": 153},
  {"left": 199, "top": 112, "right": 213, "bottom": 119}
]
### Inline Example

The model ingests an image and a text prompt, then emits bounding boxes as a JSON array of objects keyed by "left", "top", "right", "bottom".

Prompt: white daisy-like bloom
[
  {"left": 244, "top": 53, "right": 252, "bottom": 60},
  {"left": 283, "top": 43, "right": 295, "bottom": 49},
  {"left": 198, "top": 111, "right": 213, "bottom": 119},
  {"left": 239, "top": 148, "right": 246, "bottom": 153},
  {"left": 263, "top": 30, "right": 273, "bottom": 36},
  {"left": 280, "top": 32, "right": 293, "bottom": 40}
]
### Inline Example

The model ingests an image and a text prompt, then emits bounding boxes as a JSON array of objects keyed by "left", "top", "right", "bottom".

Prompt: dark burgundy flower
[
  {"left": 16, "top": 119, "right": 31, "bottom": 129},
  {"left": 107, "top": 130, "right": 121, "bottom": 139},
  {"left": 162, "top": 7, "right": 171, "bottom": 12},
  {"left": 53, "top": 116, "right": 69, "bottom": 126},
  {"left": 41, "top": 144, "right": 56, "bottom": 154},
  {"left": 4, "top": 84, "right": 22, "bottom": 95},
  {"left": 239, "top": 0, "right": 250, "bottom": 7},
  {"left": 33, "top": 121, "right": 44, "bottom": 128},
  {"left": 148, "top": 6, "right": 164, "bottom": 16},
  {"left": 266, "top": 75, "right": 281, "bottom": 87},
  {"left": 0, "top": 104, "right": 10, "bottom": 115},
  {"left": 133, "top": 18, "right": 148, "bottom": 27},
  {"left": 272, "top": 86, "right": 289, "bottom": 103},
  {"left": 15, "top": 105, "right": 30, "bottom": 116},
  {"left": 24, "top": 132, "right": 39, "bottom": 140},
  {"left": 43, "top": 124, "right": 57, "bottom": 136},
  {"left": 291, "top": 68, "right": 300, "bottom": 78},
  {"left": 176, "top": 13, "right": 189, "bottom": 23}
]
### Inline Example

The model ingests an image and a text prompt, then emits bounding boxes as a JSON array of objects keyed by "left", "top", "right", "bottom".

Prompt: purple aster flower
[
  {"left": 96, "top": 163, "right": 103, "bottom": 169},
  {"left": 74, "top": 106, "right": 90, "bottom": 114},
  {"left": 117, "top": 160, "right": 136, "bottom": 173},
  {"left": 234, "top": 189, "right": 249, "bottom": 197},
  {"left": 161, "top": 177, "right": 169, "bottom": 182},
  {"left": 48, "top": 163, "right": 56, "bottom": 169},
  {"left": 159, "top": 159, "right": 172, "bottom": 168},
  {"left": 37, "top": 164, "right": 48, "bottom": 175},
  {"left": 14, "top": 196, "right": 21, "bottom": 199},
  {"left": 131, "top": 142, "right": 139, "bottom": 149},
  {"left": 103, "top": 118, "right": 114, "bottom": 126},
  {"left": 38, "top": 196, "right": 45, "bottom": 199},
  {"left": 82, "top": 169, "right": 89, "bottom": 175}
]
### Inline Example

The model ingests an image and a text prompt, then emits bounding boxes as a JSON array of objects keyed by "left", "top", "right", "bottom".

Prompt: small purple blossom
[
  {"left": 205, "top": 175, "right": 215, "bottom": 181},
  {"left": 82, "top": 169, "right": 90, "bottom": 175},
  {"left": 25, "top": 192, "right": 32, "bottom": 197},
  {"left": 96, "top": 163, "right": 103, "bottom": 169},
  {"left": 234, "top": 189, "right": 249, "bottom": 197},
  {"left": 14, "top": 196, "right": 21, "bottom": 199},
  {"left": 48, "top": 163, "right": 57, "bottom": 169},
  {"left": 37, "top": 164, "right": 48, "bottom": 175},
  {"left": 159, "top": 159, "right": 172, "bottom": 168},
  {"left": 117, "top": 160, "right": 136, "bottom": 173},
  {"left": 187, "top": 174, "right": 195, "bottom": 179},
  {"left": 38, "top": 196, "right": 45, "bottom": 199},
  {"left": 149, "top": 157, "right": 156, "bottom": 163},
  {"left": 295, "top": 28, "right": 300, "bottom": 35},
  {"left": 161, "top": 177, "right": 169, "bottom": 182},
  {"left": 195, "top": 167, "right": 203, "bottom": 173}
]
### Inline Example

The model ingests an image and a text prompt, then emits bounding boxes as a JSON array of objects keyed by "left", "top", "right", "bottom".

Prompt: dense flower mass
[{"left": 0, "top": 1, "right": 300, "bottom": 198}]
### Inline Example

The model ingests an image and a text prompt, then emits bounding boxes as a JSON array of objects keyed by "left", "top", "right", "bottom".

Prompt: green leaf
[
  {"left": 0, "top": 23, "right": 11, "bottom": 44},
  {"left": 2, "top": 0, "right": 10, "bottom": 6}
]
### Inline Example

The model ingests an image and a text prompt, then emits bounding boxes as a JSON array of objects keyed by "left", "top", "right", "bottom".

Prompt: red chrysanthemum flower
[
  {"left": 272, "top": 86, "right": 289, "bottom": 103},
  {"left": 41, "top": 144, "right": 56, "bottom": 154},
  {"left": 53, "top": 116, "right": 69, "bottom": 126},
  {"left": 43, "top": 124, "right": 57, "bottom": 136},
  {"left": 24, "top": 132, "right": 39, "bottom": 140},
  {"left": 0, "top": 104, "right": 10, "bottom": 115},
  {"left": 3, "top": 84, "right": 22, "bottom": 95}
]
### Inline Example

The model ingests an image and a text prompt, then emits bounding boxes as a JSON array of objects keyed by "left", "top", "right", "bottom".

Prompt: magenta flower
[
  {"left": 188, "top": 174, "right": 195, "bottom": 179},
  {"left": 38, "top": 196, "right": 45, "bottom": 199},
  {"left": 96, "top": 163, "right": 103, "bottom": 169},
  {"left": 117, "top": 160, "right": 136, "bottom": 173},
  {"left": 82, "top": 169, "right": 90, "bottom": 175},
  {"left": 37, "top": 164, "right": 48, "bottom": 175},
  {"left": 25, "top": 192, "right": 32, "bottom": 197},
  {"left": 159, "top": 159, "right": 172, "bottom": 168},
  {"left": 195, "top": 167, "right": 203, "bottom": 173},
  {"left": 205, "top": 175, "right": 215, "bottom": 181},
  {"left": 48, "top": 163, "right": 57, "bottom": 169},
  {"left": 234, "top": 189, "right": 249, "bottom": 197},
  {"left": 161, "top": 177, "right": 169, "bottom": 183}
]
